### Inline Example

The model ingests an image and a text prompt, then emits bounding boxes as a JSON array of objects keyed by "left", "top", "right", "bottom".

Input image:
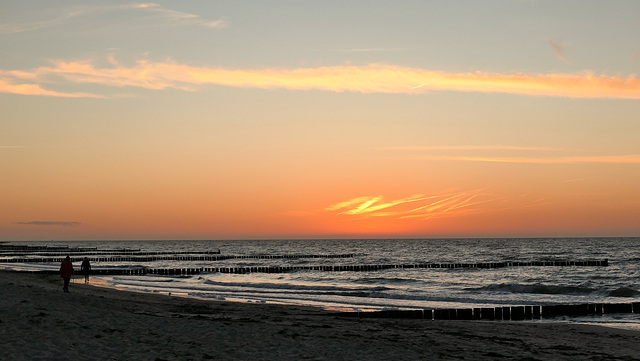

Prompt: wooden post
[
  {"left": 572, "top": 304, "right": 590, "bottom": 316},
  {"left": 424, "top": 309, "right": 433, "bottom": 320},
  {"left": 480, "top": 308, "right": 495, "bottom": 320},
  {"left": 494, "top": 307, "right": 503, "bottom": 320},
  {"left": 433, "top": 309, "right": 449, "bottom": 320},
  {"left": 524, "top": 306, "right": 533, "bottom": 319},
  {"left": 541, "top": 305, "right": 558, "bottom": 318},
  {"left": 502, "top": 306, "right": 511, "bottom": 320},
  {"left": 603, "top": 303, "right": 633, "bottom": 314},
  {"left": 473, "top": 308, "right": 482, "bottom": 320},
  {"left": 448, "top": 309, "right": 458, "bottom": 320},
  {"left": 457, "top": 309, "right": 473, "bottom": 320},
  {"left": 510, "top": 306, "right": 525, "bottom": 321}
]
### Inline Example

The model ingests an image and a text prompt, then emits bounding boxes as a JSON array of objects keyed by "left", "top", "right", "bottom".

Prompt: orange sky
[{"left": 2, "top": 1, "right": 640, "bottom": 240}]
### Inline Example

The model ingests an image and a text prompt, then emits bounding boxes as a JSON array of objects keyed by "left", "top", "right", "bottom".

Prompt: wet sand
[{"left": 1, "top": 270, "right": 639, "bottom": 360}]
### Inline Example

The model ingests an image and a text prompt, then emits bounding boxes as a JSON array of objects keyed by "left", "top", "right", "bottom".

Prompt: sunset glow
[{"left": 2, "top": 1, "right": 639, "bottom": 240}]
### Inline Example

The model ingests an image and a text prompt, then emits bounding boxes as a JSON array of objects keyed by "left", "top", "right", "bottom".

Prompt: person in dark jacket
[
  {"left": 59, "top": 256, "right": 73, "bottom": 292},
  {"left": 80, "top": 257, "right": 91, "bottom": 284}
]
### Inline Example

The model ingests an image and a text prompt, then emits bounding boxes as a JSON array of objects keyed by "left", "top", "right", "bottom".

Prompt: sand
[{"left": 1, "top": 271, "right": 639, "bottom": 361}]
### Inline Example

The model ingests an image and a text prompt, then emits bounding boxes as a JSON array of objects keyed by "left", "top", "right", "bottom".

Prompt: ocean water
[{"left": 2, "top": 238, "right": 640, "bottom": 330}]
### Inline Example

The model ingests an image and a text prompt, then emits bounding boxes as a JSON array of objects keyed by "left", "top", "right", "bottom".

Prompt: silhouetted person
[
  {"left": 59, "top": 255, "right": 73, "bottom": 292},
  {"left": 81, "top": 257, "right": 91, "bottom": 284}
]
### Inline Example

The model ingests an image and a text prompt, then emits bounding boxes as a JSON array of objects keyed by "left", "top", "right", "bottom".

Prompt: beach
[{"left": 1, "top": 271, "right": 639, "bottom": 360}]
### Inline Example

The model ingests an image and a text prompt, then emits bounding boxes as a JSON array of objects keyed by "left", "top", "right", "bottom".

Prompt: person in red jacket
[{"left": 59, "top": 256, "right": 74, "bottom": 293}]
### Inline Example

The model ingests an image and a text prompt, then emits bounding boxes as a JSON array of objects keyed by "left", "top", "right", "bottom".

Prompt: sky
[{"left": 1, "top": 1, "right": 640, "bottom": 241}]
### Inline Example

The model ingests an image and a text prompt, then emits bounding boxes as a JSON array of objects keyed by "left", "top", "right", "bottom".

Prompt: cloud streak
[
  {"left": 131, "top": 3, "right": 227, "bottom": 29},
  {"left": 0, "top": 3, "right": 226, "bottom": 34},
  {"left": 384, "top": 145, "right": 561, "bottom": 151},
  {"left": 0, "top": 77, "right": 104, "bottom": 98},
  {"left": 408, "top": 155, "right": 640, "bottom": 164},
  {"left": 325, "top": 191, "right": 513, "bottom": 221},
  {"left": 548, "top": 40, "right": 570, "bottom": 64},
  {"left": 2, "top": 58, "right": 640, "bottom": 99},
  {"left": 387, "top": 145, "right": 640, "bottom": 165},
  {"left": 327, "top": 194, "right": 438, "bottom": 216},
  {"left": 339, "top": 48, "right": 402, "bottom": 53},
  {"left": 16, "top": 221, "right": 81, "bottom": 227}
]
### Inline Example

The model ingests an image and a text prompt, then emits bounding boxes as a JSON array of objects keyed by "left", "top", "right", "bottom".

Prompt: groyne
[
  {"left": 19, "top": 258, "right": 610, "bottom": 275},
  {"left": 0, "top": 253, "right": 356, "bottom": 264},
  {"left": 338, "top": 302, "right": 640, "bottom": 320}
]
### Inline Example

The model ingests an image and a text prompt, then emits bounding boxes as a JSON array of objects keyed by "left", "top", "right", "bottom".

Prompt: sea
[{"left": 2, "top": 238, "right": 639, "bottom": 330}]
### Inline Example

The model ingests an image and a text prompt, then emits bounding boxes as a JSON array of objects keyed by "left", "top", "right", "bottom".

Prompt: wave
[
  {"left": 201, "top": 278, "right": 390, "bottom": 293},
  {"left": 112, "top": 276, "right": 174, "bottom": 283},
  {"left": 607, "top": 287, "right": 640, "bottom": 297},
  {"left": 356, "top": 277, "right": 424, "bottom": 285},
  {"left": 468, "top": 283, "right": 596, "bottom": 295},
  {"left": 114, "top": 279, "right": 396, "bottom": 302}
]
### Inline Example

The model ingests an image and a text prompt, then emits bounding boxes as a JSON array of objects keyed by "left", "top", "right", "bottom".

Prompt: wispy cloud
[
  {"left": 327, "top": 194, "right": 437, "bottom": 215},
  {"left": 0, "top": 76, "right": 104, "bottom": 98},
  {"left": 563, "top": 177, "right": 596, "bottom": 183},
  {"left": 387, "top": 145, "right": 640, "bottom": 165},
  {"left": 2, "top": 58, "right": 640, "bottom": 99},
  {"left": 325, "top": 191, "right": 512, "bottom": 221},
  {"left": 339, "top": 48, "right": 402, "bottom": 53},
  {"left": 130, "top": 3, "right": 228, "bottom": 28},
  {"left": 0, "top": 3, "right": 226, "bottom": 34},
  {"left": 384, "top": 145, "right": 561, "bottom": 151},
  {"left": 547, "top": 40, "right": 570, "bottom": 64},
  {"left": 0, "top": 14, "right": 73, "bottom": 34},
  {"left": 16, "top": 221, "right": 81, "bottom": 227},
  {"left": 408, "top": 155, "right": 640, "bottom": 164}
]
